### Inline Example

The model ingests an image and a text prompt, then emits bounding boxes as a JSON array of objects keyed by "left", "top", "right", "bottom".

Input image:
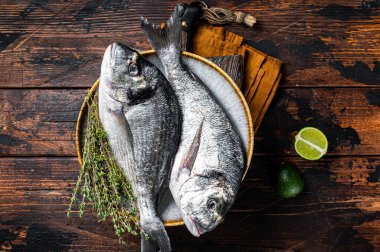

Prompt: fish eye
[
  {"left": 207, "top": 198, "right": 217, "bottom": 211},
  {"left": 128, "top": 62, "right": 139, "bottom": 76}
]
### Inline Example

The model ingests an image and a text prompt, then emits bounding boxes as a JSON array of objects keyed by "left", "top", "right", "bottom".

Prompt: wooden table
[{"left": 0, "top": 1, "right": 379, "bottom": 251}]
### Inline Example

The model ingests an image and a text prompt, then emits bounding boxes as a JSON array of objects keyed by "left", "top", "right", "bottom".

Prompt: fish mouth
[
  {"left": 104, "top": 42, "right": 116, "bottom": 64},
  {"left": 100, "top": 43, "right": 119, "bottom": 98},
  {"left": 101, "top": 44, "right": 113, "bottom": 80},
  {"left": 183, "top": 215, "right": 207, "bottom": 237},
  {"left": 103, "top": 42, "right": 119, "bottom": 68}
]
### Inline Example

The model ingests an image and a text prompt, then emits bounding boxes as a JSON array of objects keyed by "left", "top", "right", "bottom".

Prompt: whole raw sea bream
[
  {"left": 98, "top": 42, "right": 181, "bottom": 251},
  {"left": 142, "top": 6, "right": 245, "bottom": 237}
]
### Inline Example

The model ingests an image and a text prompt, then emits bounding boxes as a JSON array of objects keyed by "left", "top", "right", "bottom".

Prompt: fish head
[
  {"left": 100, "top": 42, "right": 158, "bottom": 103},
  {"left": 179, "top": 171, "right": 234, "bottom": 237}
]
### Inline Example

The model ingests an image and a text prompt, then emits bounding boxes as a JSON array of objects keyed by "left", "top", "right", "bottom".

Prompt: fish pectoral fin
[
  {"left": 188, "top": 68, "right": 201, "bottom": 82},
  {"left": 178, "top": 120, "right": 204, "bottom": 176}
]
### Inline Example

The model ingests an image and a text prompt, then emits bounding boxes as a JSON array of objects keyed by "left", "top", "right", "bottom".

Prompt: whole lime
[{"left": 276, "top": 164, "right": 304, "bottom": 199}]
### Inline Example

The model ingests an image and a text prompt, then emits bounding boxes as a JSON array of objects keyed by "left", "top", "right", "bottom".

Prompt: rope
[{"left": 197, "top": 2, "right": 256, "bottom": 27}]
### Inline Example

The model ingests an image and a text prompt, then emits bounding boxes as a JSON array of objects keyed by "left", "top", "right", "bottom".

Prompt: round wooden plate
[{"left": 76, "top": 50, "right": 254, "bottom": 226}]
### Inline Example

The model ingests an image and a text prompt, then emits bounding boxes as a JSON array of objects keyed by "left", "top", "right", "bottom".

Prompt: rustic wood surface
[{"left": 0, "top": 0, "right": 379, "bottom": 251}]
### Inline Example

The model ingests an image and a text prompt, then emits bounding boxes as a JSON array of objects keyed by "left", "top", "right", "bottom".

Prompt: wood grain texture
[
  {"left": 0, "top": 88, "right": 378, "bottom": 156},
  {"left": 0, "top": 0, "right": 378, "bottom": 88},
  {"left": 0, "top": 0, "right": 379, "bottom": 251},
  {"left": 1, "top": 156, "right": 380, "bottom": 251}
]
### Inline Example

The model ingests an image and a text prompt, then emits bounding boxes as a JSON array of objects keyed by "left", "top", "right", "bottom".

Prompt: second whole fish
[{"left": 142, "top": 6, "right": 245, "bottom": 237}]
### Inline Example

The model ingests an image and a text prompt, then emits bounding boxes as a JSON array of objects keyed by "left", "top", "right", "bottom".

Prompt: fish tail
[
  {"left": 141, "top": 6, "right": 183, "bottom": 66},
  {"left": 141, "top": 218, "right": 172, "bottom": 252},
  {"left": 151, "top": 227, "right": 171, "bottom": 252},
  {"left": 141, "top": 235, "right": 158, "bottom": 252}
]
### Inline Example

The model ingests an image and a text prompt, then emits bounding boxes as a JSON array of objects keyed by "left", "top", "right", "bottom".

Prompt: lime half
[{"left": 295, "top": 127, "right": 328, "bottom": 160}]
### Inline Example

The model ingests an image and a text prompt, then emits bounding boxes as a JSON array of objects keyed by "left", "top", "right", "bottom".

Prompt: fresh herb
[{"left": 67, "top": 91, "right": 140, "bottom": 244}]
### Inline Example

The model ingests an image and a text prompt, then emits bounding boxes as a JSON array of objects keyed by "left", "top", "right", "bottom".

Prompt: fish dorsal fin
[{"left": 178, "top": 119, "right": 204, "bottom": 177}]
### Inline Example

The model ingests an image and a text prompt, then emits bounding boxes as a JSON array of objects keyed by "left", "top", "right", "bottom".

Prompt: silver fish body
[
  {"left": 98, "top": 42, "right": 181, "bottom": 251},
  {"left": 142, "top": 7, "right": 245, "bottom": 237}
]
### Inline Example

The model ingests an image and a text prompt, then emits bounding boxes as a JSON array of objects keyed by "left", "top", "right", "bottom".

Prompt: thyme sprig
[{"left": 68, "top": 91, "right": 140, "bottom": 244}]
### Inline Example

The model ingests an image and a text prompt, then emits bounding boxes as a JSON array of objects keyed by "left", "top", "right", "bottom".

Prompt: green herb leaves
[{"left": 67, "top": 92, "right": 140, "bottom": 244}]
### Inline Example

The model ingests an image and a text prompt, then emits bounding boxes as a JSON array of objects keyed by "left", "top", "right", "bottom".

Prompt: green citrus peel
[{"left": 276, "top": 164, "right": 304, "bottom": 199}]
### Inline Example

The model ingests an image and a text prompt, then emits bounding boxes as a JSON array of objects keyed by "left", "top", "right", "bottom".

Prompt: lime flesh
[{"left": 295, "top": 127, "right": 328, "bottom": 160}]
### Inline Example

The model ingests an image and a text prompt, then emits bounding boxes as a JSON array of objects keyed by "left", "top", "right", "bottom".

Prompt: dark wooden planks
[
  {"left": 1, "top": 156, "right": 379, "bottom": 251},
  {"left": 0, "top": 0, "right": 379, "bottom": 251},
  {"left": 0, "top": 89, "right": 84, "bottom": 156},
  {"left": 0, "top": 157, "right": 139, "bottom": 251},
  {"left": 0, "top": 0, "right": 379, "bottom": 88},
  {"left": 0, "top": 88, "right": 378, "bottom": 156}
]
